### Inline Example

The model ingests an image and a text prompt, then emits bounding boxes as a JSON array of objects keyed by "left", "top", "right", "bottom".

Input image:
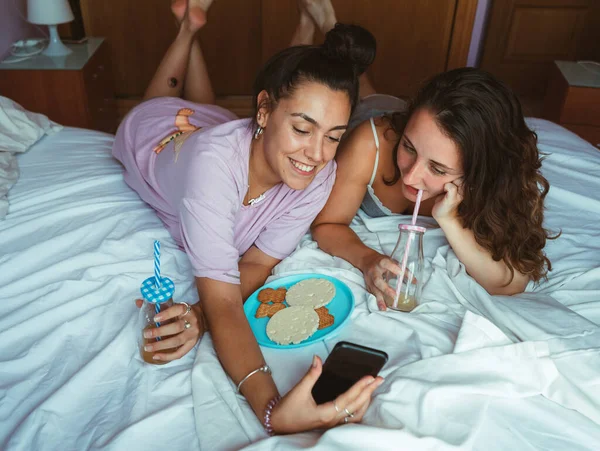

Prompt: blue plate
[{"left": 244, "top": 273, "right": 355, "bottom": 349}]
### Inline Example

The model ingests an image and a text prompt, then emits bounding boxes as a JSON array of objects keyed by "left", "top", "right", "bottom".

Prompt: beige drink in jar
[
  {"left": 384, "top": 224, "right": 425, "bottom": 312},
  {"left": 139, "top": 276, "right": 176, "bottom": 365},
  {"left": 383, "top": 292, "right": 417, "bottom": 312},
  {"left": 140, "top": 321, "right": 180, "bottom": 365}
]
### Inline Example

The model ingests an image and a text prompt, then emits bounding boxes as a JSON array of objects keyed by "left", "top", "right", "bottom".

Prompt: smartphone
[{"left": 311, "top": 341, "right": 388, "bottom": 405}]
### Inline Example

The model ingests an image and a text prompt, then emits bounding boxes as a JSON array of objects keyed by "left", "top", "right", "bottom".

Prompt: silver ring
[
  {"left": 344, "top": 408, "right": 354, "bottom": 418},
  {"left": 333, "top": 401, "right": 341, "bottom": 414},
  {"left": 179, "top": 302, "right": 191, "bottom": 317},
  {"left": 344, "top": 416, "right": 349, "bottom": 424},
  {"left": 184, "top": 320, "right": 191, "bottom": 329}
]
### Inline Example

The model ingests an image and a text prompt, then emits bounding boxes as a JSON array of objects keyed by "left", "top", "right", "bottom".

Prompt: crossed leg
[
  {"left": 143, "top": 0, "right": 215, "bottom": 104},
  {"left": 143, "top": 0, "right": 376, "bottom": 105}
]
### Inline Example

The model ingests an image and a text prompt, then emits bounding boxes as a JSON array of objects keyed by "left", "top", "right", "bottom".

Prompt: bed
[{"left": 1, "top": 112, "right": 599, "bottom": 450}]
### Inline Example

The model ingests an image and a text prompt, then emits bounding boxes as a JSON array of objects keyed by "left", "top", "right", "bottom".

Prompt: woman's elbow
[
  {"left": 485, "top": 275, "right": 529, "bottom": 296},
  {"left": 310, "top": 222, "right": 327, "bottom": 244},
  {"left": 310, "top": 221, "right": 346, "bottom": 252}
]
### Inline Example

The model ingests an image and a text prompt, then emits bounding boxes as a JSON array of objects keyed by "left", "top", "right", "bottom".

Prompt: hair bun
[{"left": 322, "top": 23, "right": 376, "bottom": 75}]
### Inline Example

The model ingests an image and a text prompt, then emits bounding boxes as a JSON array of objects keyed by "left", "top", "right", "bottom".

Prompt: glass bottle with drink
[
  {"left": 384, "top": 224, "right": 425, "bottom": 312},
  {"left": 139, "top": 276, "right": 177, "bottom": 365}
]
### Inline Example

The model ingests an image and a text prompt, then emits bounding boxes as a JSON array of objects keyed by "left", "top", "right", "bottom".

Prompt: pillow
[
  {"left": 0, "top": 96, "right": 63, "bottom": 219},
  {"left": 0, "top": 96, "right": 62, "bottom": 152}
]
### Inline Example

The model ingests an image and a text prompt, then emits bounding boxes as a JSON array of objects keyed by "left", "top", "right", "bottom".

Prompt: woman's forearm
[
  {"left": 312, "top": 223, "right": 381, "bottom": 273},
  {"left": 437, "top": 217, "right": 529, "bottom": 295},
  {"left": 239, "top": 261, "right": 275, "bottom": 301},
  {"left": 196, "top": 278, "right": 278, "bottom": 419}
]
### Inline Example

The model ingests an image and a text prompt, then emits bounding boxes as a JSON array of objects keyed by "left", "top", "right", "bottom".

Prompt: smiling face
[
  {"left": 258, "top": 81, "right": 352, "bottom": 190},
  {"left": 397, "top": 108, "right": 463, "bottom": 201}
]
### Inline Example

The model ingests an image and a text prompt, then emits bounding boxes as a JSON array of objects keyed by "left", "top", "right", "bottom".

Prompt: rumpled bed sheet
[{"left": 192, "top": 119, "right": 600, "bottom": 450}]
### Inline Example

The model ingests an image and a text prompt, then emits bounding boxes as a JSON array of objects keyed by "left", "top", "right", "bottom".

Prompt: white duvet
[
  {"left": 0, "top": 129, "right": 200, "bottom": 451},
  {"left": 193, "top": 119, "right": 600, "bottom": 450},
  {"left": 1, "top": 119, "right": 599, "bottom": 451}
]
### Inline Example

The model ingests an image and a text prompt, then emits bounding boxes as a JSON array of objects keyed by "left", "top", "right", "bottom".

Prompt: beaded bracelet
[{"left": 263, "top": 395, "right": 281, "bottom": 436}]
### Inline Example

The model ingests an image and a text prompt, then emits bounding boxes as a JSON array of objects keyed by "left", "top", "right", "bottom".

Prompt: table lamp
[{"left": 27, "top": 0, "right": 75, "bottom": 56}]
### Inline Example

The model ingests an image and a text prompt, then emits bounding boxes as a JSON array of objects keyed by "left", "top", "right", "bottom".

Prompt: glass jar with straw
[
  {"left": 384, "top": 189, "right": 426, "bottom": 312},
  {"left": 385, "top": 225, "right": 425, "bottom": 311},
  {"left": 138, "top": 240, "right": 177, "bottom": 364}
]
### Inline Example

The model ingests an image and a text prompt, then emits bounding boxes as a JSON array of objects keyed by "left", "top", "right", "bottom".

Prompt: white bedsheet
[
  {"left": 0, "top": 128, "right": 200, "bottom": 451},
  {"left": 1, "top": 120, "right": 599, "bottom": 451},
  {"left": 192, "top": 119, "right": 600, "bottom": 451}
]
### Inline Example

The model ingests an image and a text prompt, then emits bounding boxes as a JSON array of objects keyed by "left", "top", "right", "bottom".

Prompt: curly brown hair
[{"left": 384, "top": 68, "right": 557, "bottom": 283}]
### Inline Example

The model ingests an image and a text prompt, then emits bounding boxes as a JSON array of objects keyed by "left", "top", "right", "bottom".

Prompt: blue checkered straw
[
  {"left": 154, "top": 240, "right": 161, "bottom": 288},
  {"left": 153, "top": 241, "right": 161, "bottom": 331}
]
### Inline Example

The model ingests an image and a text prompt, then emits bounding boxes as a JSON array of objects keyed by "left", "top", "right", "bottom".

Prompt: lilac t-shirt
[{"left": 113, "top": 99, "right": 336, "bottom": 285}]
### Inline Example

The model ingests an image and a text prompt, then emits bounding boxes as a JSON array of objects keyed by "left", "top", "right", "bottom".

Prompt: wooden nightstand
[
  {"left": 0, "top": 38, "right": 117, "bottom": 134},
  {"left": 544, "top": 61, "right": 600, "bottom": 150}
]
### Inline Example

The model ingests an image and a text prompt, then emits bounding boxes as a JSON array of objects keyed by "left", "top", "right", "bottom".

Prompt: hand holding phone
[
  {"left": 312, "top": 341, "right": 388, "bottom": 405},
  {"left": 269, "top": 350, "right": 385, "bottom": 434}
]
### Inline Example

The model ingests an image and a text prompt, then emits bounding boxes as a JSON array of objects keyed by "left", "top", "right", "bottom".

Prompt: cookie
[
  {"left": 266, "top": 306, "right": 319, "bottom": 345},
  {"left": 257, "top": 287, "right": 287, "bottom": 304},
  {"left": 315, "top": 306, "right": 335, "bottom": 330},
  {"left": 255, "top": 302, "right": 286, "bottom": 319},
  {"left": 286, "top": 278, "right": 336, "bottom": 309}
]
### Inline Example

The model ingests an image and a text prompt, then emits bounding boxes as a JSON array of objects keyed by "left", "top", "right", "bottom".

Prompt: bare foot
[
  {"left": 301, "top": 0, "right": 337, "bottom": 34},
  {"left": 290, "top": 2, "right": 316, "bottom": 46},
  {"left": 170, "top": 0, "right": 187, "bottom": 22},
  {"left": 171, "top": 0, "right": 214, "bottom": 33}
]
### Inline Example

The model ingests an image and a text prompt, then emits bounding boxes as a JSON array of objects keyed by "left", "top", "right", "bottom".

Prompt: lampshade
[{"left": 27, "top": 0, "right": 75, "bottom": 25}]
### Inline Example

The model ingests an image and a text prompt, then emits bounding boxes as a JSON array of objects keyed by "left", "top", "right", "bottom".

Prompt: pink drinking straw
[
  {"left": 411, "top": 189, "right": 423, "bottom": 227},
  {"left": 392, "top": 189, "right": 423, "bottom": 309}
]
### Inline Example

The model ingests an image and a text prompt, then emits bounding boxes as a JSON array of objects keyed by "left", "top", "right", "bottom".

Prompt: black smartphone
[{"left": 311, "top": 341, "right": 388, "bottom": 405}]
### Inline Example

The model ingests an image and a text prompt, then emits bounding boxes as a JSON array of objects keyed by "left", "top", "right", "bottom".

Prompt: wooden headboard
[{"left": 80, "top": 0, "right": 477, "bottom": 117}]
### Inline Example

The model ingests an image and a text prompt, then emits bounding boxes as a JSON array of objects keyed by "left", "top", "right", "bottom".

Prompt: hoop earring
[{"left": 254, "top": 126, "right": 264, "bottom": 140}]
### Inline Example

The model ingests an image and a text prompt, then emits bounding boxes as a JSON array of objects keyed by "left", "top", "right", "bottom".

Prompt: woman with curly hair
[{"left": 311, "top": 64, "right": 555, "bottom": 308}]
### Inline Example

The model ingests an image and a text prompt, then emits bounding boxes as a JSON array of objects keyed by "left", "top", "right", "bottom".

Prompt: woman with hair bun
[
  {"left": 112, "top": 0, "right": 382, "bottom": 435},
  {"left": 307, "top": 0, "right": 556, "bottom": 308}
]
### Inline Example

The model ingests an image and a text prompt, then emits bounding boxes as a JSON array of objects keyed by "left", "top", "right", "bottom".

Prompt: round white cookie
[
  {"left": 285, "top": 278, "right": 336, "bottom": 309},
  {"left": 266, "top": 306, "right": 319, "bottom": 345}
]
